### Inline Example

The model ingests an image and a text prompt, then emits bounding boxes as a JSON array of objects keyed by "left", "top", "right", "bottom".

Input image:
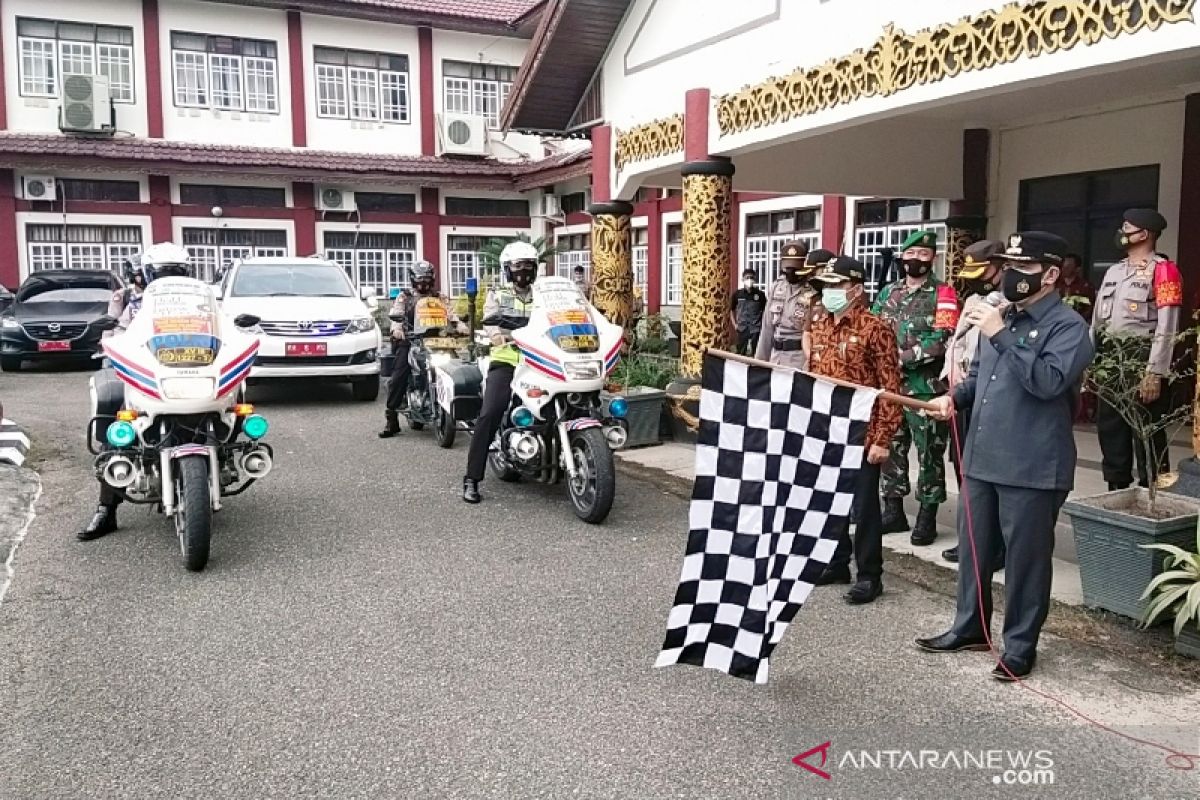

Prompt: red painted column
[
  {"left": 418, "top": 27, "right": 436, "bottom": 156},
  {"left": 590, "top": 124, "right": 612, "bottom": 204},
  {"left": 420, "top": 187, "right": 441, "bottom": 283},
  {"left": 293, "top": 182, "right": 317, "bottom": 255},
  {"left": 729, "top": 192, "right": 742, "bottom": 290},
  {"left": 0, "top": 5, "right": 8, "bottom": 131},
  {"left": 142, "top": 0, "right": 164, "bottom": 138},
  {"left": 1178, "top": 94, "right": 1200, "bottom": 319},
  {"left": 287, "top": 11, "right": 307, "bottom": 147},
  {"left": 821, "top": 195, "right": 846, "bottom": 254},
  {"left": 646, "top": 198, "right": 663, "bottom": 314},
  {"left": 683, "top": 88, "right": 711, "bottom": 162},
  {"left": 0, "top": 170, "right": 19, "bottom": 287},
  {"left": 148, "top": 175, "right": 172, "bottom": 242}
]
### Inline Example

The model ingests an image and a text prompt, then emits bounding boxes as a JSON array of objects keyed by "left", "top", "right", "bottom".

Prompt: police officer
[
  {"left": 872, "top": 230, "right": 959, "bottom": 546},
  {"left": 106, "top": 256, "right": 146, "bottom": 338},
  {"left": 917, "top": 231, "right": 1094, "bottom": 681},
  {"left": 462, "top": 241, "right": 539, "bottom": 504},
  {"left": 1092, "top": 208, "right": 1183, "bottom": 489},
  {"left": 755, "top": 243, "right": 832, "bottom": 369},
  {"left": 730, "top": 269, "right": 767, "bottom": 355}
]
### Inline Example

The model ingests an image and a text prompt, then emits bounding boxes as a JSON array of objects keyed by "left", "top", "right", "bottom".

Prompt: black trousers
[
  {"left": 465, "top": 363, "right": 515, "bottom": 482},
  {"left": 385, "top": 340, "right": 412, "bottom": 412},
  {"left": 736, "top": 329, "right": 760, "bottom": 356},
  {"left": 98, "top": 483, "right": 122, "bottom": 507},
  {"left": 950, "top": 407, "right": 972, "bottom": 487},
  {"left": 951, "top": 478, "right": 1066, "bottom": 662},
  {"left": 829, "top": 461, "right": 883, "bottom": 581},
  {"left": 1097, "top": 395, "right": 1169, "bottom": 487}
]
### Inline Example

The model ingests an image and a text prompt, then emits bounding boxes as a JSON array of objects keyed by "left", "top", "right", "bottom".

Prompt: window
[
  {"left": 354, "top": 192, "right": 416, "bottom": 214},
  {"left": 444, "top": 197, "right": 530, "bottom": 218},
  {"left": 560, "top": 192, "right": 588, "bottom": 215},
  {"left": 179, "top": 184, "right": 286, "bottom": 208},
  {"left": 323, "top": 232, "right": 416, "bottom": 296},
  {"left": 852, "top": 198, "right": 949, "bottom": 297},
  {"left": 443, "top": 60, "right": 516, "bottom": 127},
  {"left": 632, "top": 227, "right": 648, "bottom": 300},
  {"left": 665, "top": 224, "right": 683, "bottom": 306},
  {"left": 447, "top": 235, "right": 491, "bottom": 298},
  {"left": 1019, "top": 165, "right": 1160, "bottom": 288},
  {"left": 16, "top": 18, "right": 135, "bottom": 102},
  {"left": 555, "top": 233, "right": 591, "bottom": 281},
  {"left": 58, "top": 179, "right": 140, "bottom": 202},
  {"left": 171, "top": 32, "right": 278, "bottom": 113},
  {"left": 182, "top": 228, "right": 288, "bottom": 282},
  {"left": 315, "top": 47, "right": 410, "bottom": 124},
  {"left": 25, "top": 224, "right": 142, "bottom": 273},
  {"left": 743, "top": 207, "right": 821, "bottom": 287}
]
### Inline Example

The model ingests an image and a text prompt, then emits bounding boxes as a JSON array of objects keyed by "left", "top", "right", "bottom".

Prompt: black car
[
  {"left": 0, "top": 285, "right": 13, "bottom": 315},
  {"left": 1, "top": 270, "right": 122, "bottom": 372}
]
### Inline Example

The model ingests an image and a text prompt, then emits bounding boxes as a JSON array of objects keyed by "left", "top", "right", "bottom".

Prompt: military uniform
[
  {"left": 1092, "top": 208, "right": 1183, "bottom": 489},
  {"left": 754, "top": 244, "right": 832, "bottom": 369}
]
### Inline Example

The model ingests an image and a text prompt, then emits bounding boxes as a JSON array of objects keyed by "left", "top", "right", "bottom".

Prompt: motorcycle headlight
[
  {"left": 161, "top": 377, "right": 215, "bottom": 400},
  {"left": 564, "top": 360, "right": 602, "bottom": 381},
  {"left": 1, "top": 317, "right": 18, "bottom": 329},
  {"left": 346, "top": 317, "right": 375, "bottom": 334},
  {"left": 430, "top": 352, "right": 453, "bottom": 367}
]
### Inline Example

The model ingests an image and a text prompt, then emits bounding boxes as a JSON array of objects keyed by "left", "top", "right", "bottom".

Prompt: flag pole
[{"left": 707, "top": 348, "right": 941, "bottom": 414}]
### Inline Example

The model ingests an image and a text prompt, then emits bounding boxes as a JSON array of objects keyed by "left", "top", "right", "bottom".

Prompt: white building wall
[
  {"left": 2, "top": 0, "right": 149, "bottom": 136},
  {"left": 158, "top": 0, "right": 292, "bottom": 147},
  {"left": 14, "top": 212, "right": 152, "bottom": 282}
]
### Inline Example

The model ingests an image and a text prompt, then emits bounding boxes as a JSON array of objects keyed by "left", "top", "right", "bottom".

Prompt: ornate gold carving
[
  {"left": 590, "top": 212, "right": 634, "bottom": 349},
  {"left": 716, "top": 0, "right": 1196, "bottom": 136},
  {"left": 947, "top": 226, "right": 984, "bottom": 296},
  {"left": 680, "top": 171, "right": 734, "bottom": 378},
  {"left": 614, "top": 114, "right": 684, "bottom": 171}
]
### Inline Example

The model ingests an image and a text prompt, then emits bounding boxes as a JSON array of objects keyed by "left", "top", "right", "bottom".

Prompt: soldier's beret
[
  {"left": 779, "top": 240, "right": 810, "bottom": 262},
  {"left": 957, "top": 239, "right": 1003, "bottom": 279},
  {"left": 900, "top": 229, "right": 938, "bottom": 251},
  {"left": 1123, "top": 208, "right": 1167, "bottom": 233}
]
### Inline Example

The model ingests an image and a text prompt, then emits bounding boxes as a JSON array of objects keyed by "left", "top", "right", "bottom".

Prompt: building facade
[{"left": 0, "top": 0, "right": 591, "bottom": 293}]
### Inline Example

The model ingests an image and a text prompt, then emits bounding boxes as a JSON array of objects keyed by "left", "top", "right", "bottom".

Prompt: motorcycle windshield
[
  {"left": 536, "top": 281, "right": 599, "bottom": 354},
  {"left": 144, "top": 284, "right": 221, "bottom": 368}
]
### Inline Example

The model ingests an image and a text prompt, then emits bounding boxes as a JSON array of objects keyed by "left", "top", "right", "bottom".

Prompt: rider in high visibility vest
[{"left": 462, "top": 241, "right": 538, "bottom": 503}]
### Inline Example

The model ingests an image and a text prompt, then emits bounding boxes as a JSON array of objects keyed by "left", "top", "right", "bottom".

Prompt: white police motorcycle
[{"left": 482, "top": 276, "right": 629, "bottom": 523}]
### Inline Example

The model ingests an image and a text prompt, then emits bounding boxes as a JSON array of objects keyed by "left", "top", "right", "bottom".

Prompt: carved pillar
[
  {"left": 944, "top": 215, "right": 987, "bottom": 296},
  {"left": 588, "top": 201, "right": 635, "bottom": 347}
]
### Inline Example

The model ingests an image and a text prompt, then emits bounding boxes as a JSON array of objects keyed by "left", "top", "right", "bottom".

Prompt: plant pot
[
  {"left": 603, "top": 386, "right": 665, "bottom": 449},
  {"left": 1063, "top": 488, "right": 1200, "bottom": 620},
  {"left": 1176, "top": 626, "right": 1200, "bottom": 659}
]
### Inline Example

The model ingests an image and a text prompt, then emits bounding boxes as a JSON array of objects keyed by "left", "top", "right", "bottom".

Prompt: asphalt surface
[{"left": 2, "top": 364, "right": 1199, "bottom": 800}]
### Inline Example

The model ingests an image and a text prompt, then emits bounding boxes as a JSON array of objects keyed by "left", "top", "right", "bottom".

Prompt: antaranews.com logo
[{"left": 793, "top": 741, "right": 1055, "bottom": 786}]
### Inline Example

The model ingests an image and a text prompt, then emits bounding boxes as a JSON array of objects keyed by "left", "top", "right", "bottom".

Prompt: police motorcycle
[
  {"left": 88, "top": 257, "right": 271, "bottom": 571},
  {"left": 483, "top": 276, "right": 629, "bottom": 524}
]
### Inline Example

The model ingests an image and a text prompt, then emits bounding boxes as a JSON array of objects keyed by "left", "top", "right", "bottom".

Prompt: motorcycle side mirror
[
  {"left": 234, "top": 314, "right": 261, "bottom": 328},
  {"left": 388, "top": 313, "right": 406, "bottom": 323},
  {"left": 91, "top": 315, "right": 119, "bottom": 332}
]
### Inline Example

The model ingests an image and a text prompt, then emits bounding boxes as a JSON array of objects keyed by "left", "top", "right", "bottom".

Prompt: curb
[
  {"left": 0, "top": 418, "right": 30, "bottom": 467},
  {"left": 0, "top": 464, "right": 41, "bottom": 605}
]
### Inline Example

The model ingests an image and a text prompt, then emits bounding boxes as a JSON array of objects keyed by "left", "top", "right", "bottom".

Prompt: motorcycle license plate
[
  {"left": 37, "top": 340, "right": 71, "bottom": 352},
  {"left": 286, "top": 342, "right": 327, "bottom": 357}
]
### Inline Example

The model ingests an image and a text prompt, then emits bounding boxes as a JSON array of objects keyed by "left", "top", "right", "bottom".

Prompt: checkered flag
[{"left": 655, "top": 352, "right": 879, "bottom": 684}]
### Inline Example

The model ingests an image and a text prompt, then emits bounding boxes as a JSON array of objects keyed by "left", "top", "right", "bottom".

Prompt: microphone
[{"left": 954, "top": 292, "right": 1004, "bottom": 341}]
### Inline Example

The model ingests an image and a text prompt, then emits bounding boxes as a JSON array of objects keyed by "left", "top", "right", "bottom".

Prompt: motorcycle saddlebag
[{"left": 441, "top": 362, "right": 482, "bottom": 421}]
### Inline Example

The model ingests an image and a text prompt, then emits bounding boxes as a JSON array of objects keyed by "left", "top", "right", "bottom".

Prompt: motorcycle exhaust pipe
[
  {"left": 102, "top": 455, "right": 138, "bottom": 489},
  {"left": 240, "top": 447, "right": 273, "bottom": 479}
]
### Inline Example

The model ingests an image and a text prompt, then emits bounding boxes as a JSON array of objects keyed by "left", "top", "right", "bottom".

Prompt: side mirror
[
  {"left": 91, "top": 315, "right": 119, "bottom": 332},
  {"left": 359, "top": 286, "right": 377, "bottom": 300},
  {"left": 234, "top": 313, "right": 261, "bottom": 328},
  {"left": 364, "top": 295, "right": 381, "bottom": 310}
]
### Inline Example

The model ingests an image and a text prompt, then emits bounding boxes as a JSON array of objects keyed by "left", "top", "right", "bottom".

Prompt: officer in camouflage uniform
[
  {"left": 871, "top": 229, "right": 960, "bottom": 546},
  {"left": 755, "top": 242, "right": 834, "bottom": 369}
]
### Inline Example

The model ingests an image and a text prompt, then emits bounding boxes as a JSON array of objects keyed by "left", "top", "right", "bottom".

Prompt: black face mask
[
  {"left": 414, "top": 281, "right": 434, "bottom": 295},
  {"left": 783, "top": 270, "right": 802, "bottom": 285},
  {"left": 966, "top": 277, "right": 996, "bottom": 297},
  {"left": 1115, "top": 228, "right": 1144, "bottom": 250},
  {"left": 512, "top": 272, "right": 534, "bottom": 289},
  {"left": 1002, "top": 267, "right": 1046, "bottom": 303},
  {"left": 903, "top": 258, "right": 933, "bottom": 277}
]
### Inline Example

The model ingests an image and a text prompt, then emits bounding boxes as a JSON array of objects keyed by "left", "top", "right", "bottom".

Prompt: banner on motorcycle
[{"left": 654, "top": 352, "right": 878, "bottom": 684}]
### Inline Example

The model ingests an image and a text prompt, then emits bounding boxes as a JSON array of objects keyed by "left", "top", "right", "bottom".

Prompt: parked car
[
  {"left": 0, "top": 269, "right": 122, "bottom": 372},
  {"left": 216, "top": 257, "right": 382, "bottom": 400},
  {"left": 0, "top": 285, "right": 14, "bottom": 315}
]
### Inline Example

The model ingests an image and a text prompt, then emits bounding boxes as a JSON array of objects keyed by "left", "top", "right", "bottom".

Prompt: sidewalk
[{"left": 617, "top": 426, "right": 1193, "bottom": 608}]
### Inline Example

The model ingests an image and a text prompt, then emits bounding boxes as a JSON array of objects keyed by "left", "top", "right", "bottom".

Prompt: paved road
[{"left": 2, "top": 366, "right": 1199, "bottom": 799}]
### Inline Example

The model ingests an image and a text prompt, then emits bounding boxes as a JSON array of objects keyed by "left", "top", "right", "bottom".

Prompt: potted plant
[
  {"left": 603, "top": 353, "right": 673, "bottom": 448},
  {"left": 1063, "top": 329, "right": 1200, "bottom": 619},
  {"left": 1139, "top": 518, "right": 1200, "bottom": 658}
]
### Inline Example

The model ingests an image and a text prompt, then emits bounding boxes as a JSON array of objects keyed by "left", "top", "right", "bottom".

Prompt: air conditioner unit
[
  {"left": 437, "top": 113, "right": 488, "bottom": 157},
  {"left": 542, "top": 194, "right": 562, "bottom": 217},
  {"left": 22, "top": 175, "right": 57, "bottom": 202},
  {"left": 317, "top": 187, "right": 357, "bottom": 213},
  {"left": 59, "top": 74, "right": 113, "bottom": 134}
]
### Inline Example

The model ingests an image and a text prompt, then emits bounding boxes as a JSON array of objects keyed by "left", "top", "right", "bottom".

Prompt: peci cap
[
  {"left": 993, "top": 231, "right": 1070, "bottom": 266},
  {"left": 814, "top": 255, "right": 867, "bottom": 284},
  {"left": 1123, "top": 208, "right": 1168, "bottom": 234},
  {"left": 957, "top": 239, "right": 1004, "bottom": 280},
  {"left": 900, "top": 229, "right": 938, "bottom": 251}
]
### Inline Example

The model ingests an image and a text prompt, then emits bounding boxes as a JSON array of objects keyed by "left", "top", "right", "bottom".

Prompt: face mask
[
  {"left": 512, "top": 272, "right": 534, "bottom": 289},
  {"left": 903, "top": 259, "right": 932, "bottom": 277},
  {"left": 743, "top": 279, "right": 755, "bottom": 289},
  {"left": 783, "top": 270, "right": 802, "bottom": 285},
  {"left": 1002, "top": 267, "right": 1044, "bottom": 302},
  {"left": 966, "top": 277, "right": 995, "bottom": 297},
  {"left": 1115, "top": 229, "right": 1144, "bottom": 250},
  {"left": 822, "top": 288, "right": 851, "bottom": 314},
  {"left": 415, "top": 282, "right": 433, "bottom": 295}
]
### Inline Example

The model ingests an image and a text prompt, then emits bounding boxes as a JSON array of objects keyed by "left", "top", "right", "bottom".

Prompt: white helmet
[
  {"left": 140, "top": 242, "right": 193, "bottom": 282},
  {"left": 499, "top": 241, "right": 539, "bottom": 284}
]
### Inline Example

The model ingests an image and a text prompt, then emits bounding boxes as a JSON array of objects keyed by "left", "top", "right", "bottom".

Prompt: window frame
[
  {"left": 169, "top": 31, "right": 280, "bottom": 115},
  {"left": 442, "top": 60, "right": 516, "bottom": 129},
  {"left": 322, "top": 231, "right": 417, "bottom": 296},
  {"left": 16, "top": 17, "right": 136, "bottom": 103},
  {"left": 25, "top": 223, "right": 143, "bottom": 274},
  {"left": 314, "top": 46, "right": 411, "bottom": 125}
]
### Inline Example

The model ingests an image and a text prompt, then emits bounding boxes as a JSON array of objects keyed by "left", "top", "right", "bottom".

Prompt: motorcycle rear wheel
[
  {"left": 567, "top": 428, "right": 615, "bottom": 524},
  {"left": 433, "top": 401, "right": 456, "bottom": 448},
  {"left": 175, "top": 455, "right": 213, "bottom": 572}
]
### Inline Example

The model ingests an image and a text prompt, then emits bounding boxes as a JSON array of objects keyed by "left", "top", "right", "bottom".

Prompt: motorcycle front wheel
[
  {"left": 174, "top": 454, "right": 213, "bottom": 572},
  {"left": 433, "top": 399, "right": 456, "bottom": 448},
  {"left": 567, "top": 428, "right": 615, "bottom": 524}
]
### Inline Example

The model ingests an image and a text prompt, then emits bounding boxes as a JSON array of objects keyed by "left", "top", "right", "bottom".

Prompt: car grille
[
  {"left": 23, "top": 322, "right": 88, "bottom": 340},
  {"left": 258, "top": 320, "right": 351, "bottom": 337},
  {"left": 255, "top": 355, "right": 355, "bottom": 367}
]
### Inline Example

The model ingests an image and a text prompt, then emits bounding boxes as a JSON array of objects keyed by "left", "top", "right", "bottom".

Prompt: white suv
[{"left": 217, "top": 257, "right": 382, "bottom": 401}]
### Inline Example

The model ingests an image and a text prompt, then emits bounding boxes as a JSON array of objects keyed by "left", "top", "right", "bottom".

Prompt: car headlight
[
  {"left": 1, "top": 317, "right": 18, "bottom": 329},
  {"left": 563, "top": 360, "right": 603, "bottom": 381},
  {"left": 161, "top": 377, "right": 215, "bottom": 400},
  {"left": 346, "top": 317, "right": 375, "bottom": 334}
]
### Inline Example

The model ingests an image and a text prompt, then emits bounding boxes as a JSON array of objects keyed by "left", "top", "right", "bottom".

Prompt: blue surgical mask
[{"left": 823, "top": 288, "right": 851, "bottom": 314}]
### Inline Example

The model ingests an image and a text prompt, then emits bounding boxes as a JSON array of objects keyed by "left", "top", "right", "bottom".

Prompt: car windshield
[
  {"left": 17, "top": 275, "right": 114, "bottom": 302},
  {"left": 231, "top": 264, "right": 354, "bottom": 298},
  {"left": 20, "top": 287, "right": 113, "bottom": 304}
]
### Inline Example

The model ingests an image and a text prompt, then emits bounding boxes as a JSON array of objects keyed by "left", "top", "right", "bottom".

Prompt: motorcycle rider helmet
[
  {"left": 140, "top": 242, "right": 194, "bottom": 283},
  {"left": 499, "top": 241, "right": 539, "bottom": 287},
  {"left": 410, "top": 260, "right": 436, "bottom": 294}
]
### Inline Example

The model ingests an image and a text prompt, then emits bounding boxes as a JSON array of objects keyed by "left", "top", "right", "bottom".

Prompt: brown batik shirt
[{"left": 808, "top": 301, "right": 903, "bottom": 452}]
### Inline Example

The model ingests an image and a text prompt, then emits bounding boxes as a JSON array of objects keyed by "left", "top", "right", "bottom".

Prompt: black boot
[
  {"left": 462, "top": 477, "right": 481, "bottom": 504},
  {"left": 1107, "top": 481, "right": 1131, "bottom": 491},
  {"left": 910, "top": 503, "right": 938, "bottom": 546},
  {"left": 77, "top": 504, "right": 118, "bottom": 541},
  {"left": 378, "top": 410, "right": 401, "bottom": 439},
  {"left": 942, "top": 545, "right": 959, "bottom": 563},
  {"left": 880, "top": 497, "right": 909, "bottom": 534}
]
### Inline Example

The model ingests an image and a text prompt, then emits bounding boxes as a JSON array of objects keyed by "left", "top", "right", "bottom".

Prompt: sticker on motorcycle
[
  {"left": 156, "top": 346, "right": 217, "bottom": 367},
  {"left": 413, "top": 297, "right": 449, "bottom": 333},
  {"left": 550, "top": 323, "right": 599, "bottom": 353},
  {"left": 153, "top": 315, "right": 214, "bottom": 335},
  {"left": 547, "top": 309, "right": 589, "bottom": 326},
  {"left": 565, "top": 419, "right": 602, "bottom": 431}
]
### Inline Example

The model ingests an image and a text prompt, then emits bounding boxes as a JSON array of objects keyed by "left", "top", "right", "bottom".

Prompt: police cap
[{"left": 1123, "top": 208, "right": 1167, "bottom": 234}]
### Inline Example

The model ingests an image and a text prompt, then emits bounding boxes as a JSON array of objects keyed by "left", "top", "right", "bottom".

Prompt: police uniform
[
  {"left": 754, "top": 244, "right": 832, "bottom": 370},
  {"left": 1092, "top": 208, "right": 1183, "bottom": 489},
  {"left": 917, "top": 231, "right": 1095, "bottom": 680}
]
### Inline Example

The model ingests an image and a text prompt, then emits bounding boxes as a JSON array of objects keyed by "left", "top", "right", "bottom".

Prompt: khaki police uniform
[{"left": 754, "top": 243, "right": 833, "bottom": 370}]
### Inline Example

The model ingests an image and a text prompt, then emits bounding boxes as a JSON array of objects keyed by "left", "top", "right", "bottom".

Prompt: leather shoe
[
  {"left": 814, "top": 565, "right": 851, "bottom": 586},
  {"left": 843, "top": 579, "right": 881, "bottom": 605},
  {"left": 914, "top": 631, "right": 991, "bottom": 653},
  {"left": 991, "top": 653, "right": 1036, "bottom": 681},
  {"left": 77, "top": 504, "right": 118, "bottom": 541},
  {"left": 462, "top": 477, "right": 481, "bottom": 504},
  {"left": 942, "top": 545, "right": 959, "bottom": 563}
]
